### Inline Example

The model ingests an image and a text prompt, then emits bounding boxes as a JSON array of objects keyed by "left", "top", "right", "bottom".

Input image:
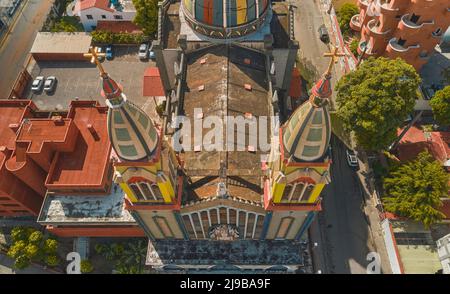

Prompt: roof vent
[
  {"left": 247, "top": 145, "right": 256, "bottom": 153},
  {"left": 200, "top": 58, "right": 207, "bottom": 64},
  {"left": 198, "top": 84, "right": 205, "bottom": 91},
  {"left": 244, "top": 58, "right": 251, "bottom": 65},
  {"left": 51, "top": 116, "right": 64, "bottom": 125},
  {"left": 244, "top": 84, "right": 252, "bottom": 91},
  {"left": 8, "top": 123, "right": 19, "bottom": 132},
  {"left": 244, "top": 112, "right": 253, "bottom": 119}
]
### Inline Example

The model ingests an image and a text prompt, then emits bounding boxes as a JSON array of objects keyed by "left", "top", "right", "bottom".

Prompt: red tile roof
[
  {"left": 76, "top": 0, "right": 114, "bottom": 12},
  {"left": 289, "top": 67, "right": 302, "bottom": 98},
  {"left": 396, "top": 126, "right": 450, "bottom": 164},
  {"left": 46, "top": 101, "right": 111, "bottom": 189},
  {"left": 96, "top": 21, "right": 142, "bottom": 34},
  {"left": 441, "top": 199, "right": 450, "bottom": 220},
  {"left": 143, "top": 67, "right": 165, "bottom": 97}
]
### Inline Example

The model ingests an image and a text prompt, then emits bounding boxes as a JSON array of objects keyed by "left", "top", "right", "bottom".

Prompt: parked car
[
  {"left": 346, "top": 149, "right": 358, "bottom": 167},
  {"left": 106, "top": 45, "right": 113, "bottom": 60},
  {"left": 44, "top": 76, "right": 57, "bottom": 93},
  {"left": 149, "top": 44, "right": 155, "bottom": 60},
  {"left": 31, "top": 76, "right": 44, "bottom": 92},
  {"left": 318, "top": 25, "right": 329, "bottom": 43},
  {"left": 97, "top": 47, "right": 105, "bottom": 61},
  {"left": 139, "top": 43, "right": 149, "bottom": 60}
]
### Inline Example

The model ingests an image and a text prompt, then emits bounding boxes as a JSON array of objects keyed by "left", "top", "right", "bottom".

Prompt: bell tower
[
  {"left": 84, "top": 47, "right": 185, "bottom": 240},
  {"left": 263, "top": 47, "right": 344, "bottom": 240}
]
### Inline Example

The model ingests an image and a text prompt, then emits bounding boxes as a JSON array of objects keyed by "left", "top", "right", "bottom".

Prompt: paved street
[
  {"left": 0, "top": 0, "right": 54, "bottom": 96},
  {"left": 290, "top": 0, "right": 344, "bottom": 107},
  {"left": 311, "top": 136, "right": 391, "bottom": 274}
]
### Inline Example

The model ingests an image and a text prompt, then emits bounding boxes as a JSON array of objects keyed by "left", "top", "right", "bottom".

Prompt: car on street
[
  {"left": 318, "top": 25, "right": 329, "bottom": 43},
  {"left": 106, "top": 45, "right": 113, "bottom": 60},
  {"left": 97, "top": 47, "right": 105, "bottom": 61},
  {"left": 43, "top": 76, "right": 57, "bottom": 93},
  {"left": 346, "top": 149, "right": 358, "bottom": 167},
  {"left": 149, "top": 44, "right": 155, "bottom": 60},
  {"left": 139, "top": 43, "right": 149, "bottom": 60},
  {"left": 31, "top": 76, "right": 44, "bottom": 92}
]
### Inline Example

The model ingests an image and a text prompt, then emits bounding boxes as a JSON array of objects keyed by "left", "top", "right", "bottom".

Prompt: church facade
[{"left": 88, "top": 0, "right": 336, "bottom": 272}]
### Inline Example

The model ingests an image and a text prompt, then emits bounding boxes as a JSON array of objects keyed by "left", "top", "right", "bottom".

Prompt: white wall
[{"left": 77, "top": 7, "right": 136, "bottom": 32}]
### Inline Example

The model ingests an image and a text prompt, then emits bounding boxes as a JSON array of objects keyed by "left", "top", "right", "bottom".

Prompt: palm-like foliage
[{"left": 120, "top": 240, "right": 147, "bottom": 274}]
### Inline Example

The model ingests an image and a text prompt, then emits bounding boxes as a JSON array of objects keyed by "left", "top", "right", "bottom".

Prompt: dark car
[
  {"left": 106, "top": 45, "right": 113, "bottom": 60},
  {"left": 318, "top": 25, "right": 329, "bottom": 43}
]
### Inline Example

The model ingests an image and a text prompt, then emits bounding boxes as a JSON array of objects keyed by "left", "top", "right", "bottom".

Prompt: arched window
[
  {"left": 275, "top": 217, "right": 294, "bottom": 239},
  {"left": 292, "top": 182, "right": 306, "bottom": 201},
  {"left": 129, "top": 181, "right": 164, "bottom": 201},
  {"left": 281, "top": 184, "right": 293, "bottom": 202},
  {"left": 299, "top": 184, "right": 315, "bottom": 202}
]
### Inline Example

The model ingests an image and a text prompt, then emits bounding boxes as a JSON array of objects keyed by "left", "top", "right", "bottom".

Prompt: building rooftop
[
  {"left": 30, "top": 32, "right": 92, "bottom": 55},
  {"left": 96, "top": 20, "right": 142, "bottom": 34},
  {"left": 396, "top": 125, "right": 450, "bottom": 165},
  {"left": 143, "top": 67, "right": 165, "bottom": 97},
  {"left": 38, "top": 183, "right": 135, "bottom": 224},
  {"left": 0, "top": 101, "right": 34, "bottom": 168},
  {"left": 270, "top": 2, "right": 290, "bottom": 49},
  {"left": 146, "top": 240, "right": 304, "bottom": 266},
  {"left": 46, "top": 102, "right": 111, "bottom": 188},
  {"left": 391, "top": 220, "right": 443, "bottom": 274},
  {"left": 178, "top": 44, "right": 269, "bottom": 203}
]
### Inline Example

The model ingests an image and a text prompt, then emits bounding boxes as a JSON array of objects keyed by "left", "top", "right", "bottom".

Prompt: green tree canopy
[
  {"left": 429, "top": 85, "right": 450, "bottom": 126},
  {"left": 383, "top": 151, "right": 449, "bottom": 228},
  {"left": 6, "top": 227, "right": 60, "bottom": 270},
  {"left": 132, "top": 0, "right": 158, "bottom": 37},
  {"left": 336, "top": 57, "right": 421, "bottom": 151},
  {"left": 337, "top": 3, "right": 359, "bottom": 35}
]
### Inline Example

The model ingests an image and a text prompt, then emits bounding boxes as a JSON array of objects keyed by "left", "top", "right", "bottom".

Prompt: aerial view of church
[{"left": 0, "top": 0, "right": 449, "bottom": 280}]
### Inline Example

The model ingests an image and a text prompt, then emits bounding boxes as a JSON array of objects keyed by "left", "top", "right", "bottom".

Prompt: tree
[
  {"left": 6, "top": 227, "right": 60, "bottom": 270},
  {"left": 14, "top": 255, "right": 30, "bottom": 270},
  {"left": 337, "top": 3, "right": 359, "bottom": 35},
  {"left": 121, "top": 241, "right": 147, "bottom": 274},
  {"left": 336, "top": 57, "right": 421, "bottom": 151},
  {"left": 80, "top": 260, "right": 94, "bottom": 273},
  {"left": 43, "top": 239, "right": 58, "bottom": 254},
  {"left": 45, "top": 255, "right": 60, "bottom": 267},
  {"left": 429, "top": 86, "right": 450, "bottom": 126},
  {"left": 383, "top": 151, "right": 449, "bottom": 228},
  {"left": 132, "top": 0, "right": 158, "bottom": 37}
]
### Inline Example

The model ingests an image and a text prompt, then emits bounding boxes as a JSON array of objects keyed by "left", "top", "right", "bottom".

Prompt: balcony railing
[
  {"left": 401, "top": 14, "right": 434, "bottom": 30},
  {"left": 388, "top": 38, "right": 420, "bottom": 53}
]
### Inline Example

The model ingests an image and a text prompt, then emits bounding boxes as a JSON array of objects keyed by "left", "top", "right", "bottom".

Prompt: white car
[
  {"left": 346, "top": 149, "right": 358, "bottom": 167},
  {"left": 139, "top": 43, "right": 149, "bottom": 60},
  {"left": 44, "top": 76, "right": 57, "bottom": 92},
  {"left": 31, "top": 76, "right": 44, "bottom": 92}
]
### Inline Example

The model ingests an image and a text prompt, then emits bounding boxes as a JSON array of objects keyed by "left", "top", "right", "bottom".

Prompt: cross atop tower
[
  {"left": 323, "top": 46, "right": 346, "bottom": 76},
  {"left": 84, "top": 46, "right": 107, "bottom": 77}
]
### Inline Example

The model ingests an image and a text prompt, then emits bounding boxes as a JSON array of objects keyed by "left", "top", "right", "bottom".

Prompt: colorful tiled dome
[{"left": 182, "top": 0, "right": 270, "bottom": 38}]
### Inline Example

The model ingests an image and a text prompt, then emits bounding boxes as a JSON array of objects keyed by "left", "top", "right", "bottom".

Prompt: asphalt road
[{"left": 0, "top": 0, "right": 54, "bottom": 96}]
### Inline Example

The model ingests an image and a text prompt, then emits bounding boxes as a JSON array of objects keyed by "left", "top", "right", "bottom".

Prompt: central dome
[{"left": 182, "top": 0, "right": 270, "bottom": 39}]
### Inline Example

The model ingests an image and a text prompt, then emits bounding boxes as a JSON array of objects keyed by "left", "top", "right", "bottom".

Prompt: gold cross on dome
[
  {"left": 323, "top": 46, "right": 346, "bottom": 75},
  {"left": 84, "top": 46, "right": 107, "bottom": 77}
]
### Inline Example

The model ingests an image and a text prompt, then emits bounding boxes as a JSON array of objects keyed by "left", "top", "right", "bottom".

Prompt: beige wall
[
  {"left": 137, "top": 210, "right": 184, "bottom": 239},
  {"left": 265, "top": 210, "right": 308, "bottom": 240}
]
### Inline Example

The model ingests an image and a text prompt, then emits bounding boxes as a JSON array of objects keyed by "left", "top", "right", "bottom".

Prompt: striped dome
[
  {"left": 100, "top": 73, "right": 159, "bottom": 162},
  {"left": 182, "top": 0, "right": 269, "bottom": 28}
]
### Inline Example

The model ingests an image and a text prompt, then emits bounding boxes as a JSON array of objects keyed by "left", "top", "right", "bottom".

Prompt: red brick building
[
  {"left": 350, "top": 0, "right": 450, "bottom": 69},
  {"left": 0, "top": 99, "right": 144, "bottom": 237}
]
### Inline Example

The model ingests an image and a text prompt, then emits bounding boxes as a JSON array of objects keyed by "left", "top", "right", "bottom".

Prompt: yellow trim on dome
[
  {"left": 308, "top": 183, "right": 325, "bottom": 203},
  {"left": 236, "top": 0, "right": 248, "bottom": 25}
]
